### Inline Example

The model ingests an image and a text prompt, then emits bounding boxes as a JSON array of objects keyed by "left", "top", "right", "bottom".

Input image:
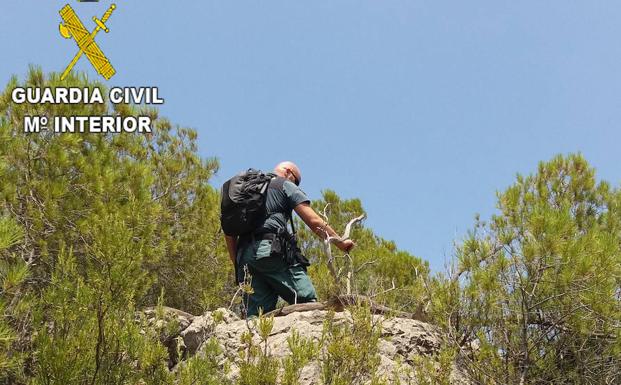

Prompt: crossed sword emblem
[{"left": 59, "top": 4, "right": 117, "bottom": 81}]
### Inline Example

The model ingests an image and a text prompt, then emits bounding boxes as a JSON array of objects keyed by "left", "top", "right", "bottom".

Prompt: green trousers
[{"left": 237, "top": 237, "right": 317, "bottom": 317}]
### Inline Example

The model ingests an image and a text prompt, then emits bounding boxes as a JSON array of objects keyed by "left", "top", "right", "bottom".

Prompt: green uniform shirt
[{"left": 255, "top": 178, "right": 310, "bottom": 234}]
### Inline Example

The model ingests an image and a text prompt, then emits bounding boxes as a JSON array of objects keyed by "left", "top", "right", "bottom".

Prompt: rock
[
  {"left": 179, "top": 308, "right": 240, "bottom": 356},
  {"left": 144, "top": 306, "right": 469, "bottom": 384}
]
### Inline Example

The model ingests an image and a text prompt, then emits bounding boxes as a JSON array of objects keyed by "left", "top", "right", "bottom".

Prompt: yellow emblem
[{"left": 59, "top": 4, "right": 117, "bottom": 81}]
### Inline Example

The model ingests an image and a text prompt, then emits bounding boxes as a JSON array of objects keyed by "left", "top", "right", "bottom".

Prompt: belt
[{"left": 239, "top": 231, "right": 277, "bottom": 245}]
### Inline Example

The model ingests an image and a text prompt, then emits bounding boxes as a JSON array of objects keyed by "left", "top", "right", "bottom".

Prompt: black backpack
[{"left": 220, "top": 169, "right": 275, "bottom": 236}]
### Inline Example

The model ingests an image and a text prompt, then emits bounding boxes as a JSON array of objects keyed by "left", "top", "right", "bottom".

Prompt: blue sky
[{"left": 2, "top": 1, "right": 620, "bottom": 272}]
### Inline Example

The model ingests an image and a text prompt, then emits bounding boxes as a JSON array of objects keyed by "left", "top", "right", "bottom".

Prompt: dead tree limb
[
  {"left": 321, "top": 213, "right": 366, "bottom": 293},
  {"left": 264, "top": 294, "right": 428, "bottom": 321}
]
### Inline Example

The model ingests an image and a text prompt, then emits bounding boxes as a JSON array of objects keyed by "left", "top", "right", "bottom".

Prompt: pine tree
[{"left": 0, "top": 67, "right": 232, "bottom": 383}]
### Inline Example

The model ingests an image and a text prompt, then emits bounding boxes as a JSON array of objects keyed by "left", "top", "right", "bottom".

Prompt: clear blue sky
[{"left": 2, "top": 1, "right": 620, "bottom": 272}]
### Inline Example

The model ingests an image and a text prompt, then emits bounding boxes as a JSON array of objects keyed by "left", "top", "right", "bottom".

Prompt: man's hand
[{"left": 336, "top": 239, "right": 355, "bottom": 252}]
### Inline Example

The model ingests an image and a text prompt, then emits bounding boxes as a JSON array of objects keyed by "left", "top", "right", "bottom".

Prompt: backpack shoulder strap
[
  {"left": 267, "top": 174, "right": 285, "bottom": 189},
  {"left": 289, "top": 211, "right": 296, "bottom": 235}
]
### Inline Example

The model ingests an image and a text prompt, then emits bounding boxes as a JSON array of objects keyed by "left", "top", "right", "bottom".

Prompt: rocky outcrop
[{"left": 145, "top": 305, "right": 469, "bottom": 384}]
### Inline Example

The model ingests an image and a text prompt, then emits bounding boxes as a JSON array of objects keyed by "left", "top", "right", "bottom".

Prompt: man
[{"left": 224, "top": 161, "right": 354, "bottom": 317}]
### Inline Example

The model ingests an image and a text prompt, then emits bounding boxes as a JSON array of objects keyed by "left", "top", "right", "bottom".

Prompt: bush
[{"left": 319, "top": 305, "right": 386, "bottom": 385}]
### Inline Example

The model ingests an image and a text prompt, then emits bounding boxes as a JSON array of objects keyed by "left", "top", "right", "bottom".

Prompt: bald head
[{"left": 274, "top": 161, "right": 302, "bottom": 185}]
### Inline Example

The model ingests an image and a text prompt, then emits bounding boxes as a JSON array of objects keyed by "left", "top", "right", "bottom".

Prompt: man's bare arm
[
  {"left": 225, "top": 235, "right": 238, "bottom": 264},
  {"left": 294, "top": 203, "right": 354, "bottom": 252}
]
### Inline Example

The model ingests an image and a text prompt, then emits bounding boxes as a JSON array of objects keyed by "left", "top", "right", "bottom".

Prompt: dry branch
[
  {"left": 321, "top": 213, "right": 366, "bottom": 293},
  {"left": 264, "top": 294, "right": 428, "bottom": 321}
]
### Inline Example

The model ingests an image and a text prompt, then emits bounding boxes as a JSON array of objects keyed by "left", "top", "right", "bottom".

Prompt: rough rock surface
[{"left": 149, "top": 307, "right": 469, "bottom": 384}]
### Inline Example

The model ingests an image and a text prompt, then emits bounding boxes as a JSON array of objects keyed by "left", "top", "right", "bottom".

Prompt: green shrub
[
  {"left": 282, "top": 330, "right": 319, "bottom": 385},
  {"left": 319, "top": 306, "right": 386, "bottom": 385},
  {"left": 238, "top": 312, "right": 280, "bottom": 385},
  {"left": 176, "top": 338, "right": 231, "bottom": 385}
]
